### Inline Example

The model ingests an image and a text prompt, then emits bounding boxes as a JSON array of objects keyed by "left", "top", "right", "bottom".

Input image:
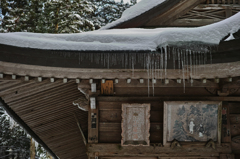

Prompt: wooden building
[{"left": 0, "top": 0, "right": 240, "bottom": 159}]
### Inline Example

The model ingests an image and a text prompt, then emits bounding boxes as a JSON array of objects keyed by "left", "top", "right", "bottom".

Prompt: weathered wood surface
[
  {"left": 229, "top": 114, "right": 240, "bottom": 124},
  {"left": 113, "top": 79, "right": 219, "bottom": 88},
  {"left": 2, "top": 59, "right": 240, "bottom": 80},
  {"left": 121, "top": 103, "right": 151, "bottom": 146},
  {"left": 30, "top": 138, "right": 35, "bottom": 159},
  {"left": 230, "top": 124, "right": 240, "bottom": 137},
  {"left": 229, "top": 103, "right": 240, "bottom": 114},
  {"left": 87, "top": 143, "right": 232, "bottom": 157},
  {"left": 101, "top": 80, "right": 114, "bottom": 95},
  {"left": 0, "top": 81, "right": 89, "bottom": 159},
  {"left": 98, "top": 100, "right": 163, "bottom": 144},
  {"left": 98, "top": 123, "right": 163, "bottom": 143},
  {"left": 97, "top": 97, "right": 240, "bottom": 102},
  {"left": 222, "top": 102, "right": 231, "bottom": 143},
  {"left": 100, "top": 157, "right": 217, "bottom": 159},
  {"left": 88, "top": 103, "right": 99, "bottom": 143},
  {"left": 146, "top": 0, "right": 205, "bottom": 27},
  {"left": 219, "top": 154, "right": 235, "bottom": 159}
]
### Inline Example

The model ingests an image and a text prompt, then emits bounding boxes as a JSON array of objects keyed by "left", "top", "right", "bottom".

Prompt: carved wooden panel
[{"left": 121, "top": 103, "right": 150, "bottom": 146}]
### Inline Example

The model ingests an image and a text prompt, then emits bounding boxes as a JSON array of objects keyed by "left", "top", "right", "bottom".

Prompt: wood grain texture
[
  {"left": 87, "top": 143, "right": 232, "bottom": 157},
  {"left": 121, "top": 103, "right": 150, "bottom": 146}
]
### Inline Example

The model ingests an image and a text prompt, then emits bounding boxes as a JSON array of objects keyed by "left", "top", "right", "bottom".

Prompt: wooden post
[
  {"left": 88, "top": 82, "right": 99, "bottom": 143},
  {"left": 88, "top": 98, "right": 99, "bottom": 143},
  {"left": 222, "top": 102, "right": 231, "bottom": 143},
  {"left": 47, "top": 152, "right": 53, "bottom": 159},
  {"left": 30, "top": 138, "right": 35, "bottom": 159}
]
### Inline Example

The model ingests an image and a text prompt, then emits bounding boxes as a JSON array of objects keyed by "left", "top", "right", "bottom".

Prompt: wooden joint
[
  {"left": 170, "top": 139, "right": 181, "bottom": 149},
  {"left": 205, "top": 139, "right": 216, "bottom": 149}
]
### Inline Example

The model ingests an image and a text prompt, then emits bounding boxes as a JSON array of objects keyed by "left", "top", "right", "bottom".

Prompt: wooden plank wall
[
  {"left": 98, "top": 101, "right": 163, "bottom": 144},
  {"left": 97, "top": 91, "right": 240, "bottom": 158},
  {"left": 229, "top": 102, "right": 240, "bottom": 154}
]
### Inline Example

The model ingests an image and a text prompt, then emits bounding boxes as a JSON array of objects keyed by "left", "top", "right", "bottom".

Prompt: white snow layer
[
  {"left": 100, "top": 0, "right": 166, "bottom": 30},
  {"left": 225, "top": 33, "right": 235, "bottom": 41},
  {"left": 0, "top": 12, "right": 240, "bottom": 51}
]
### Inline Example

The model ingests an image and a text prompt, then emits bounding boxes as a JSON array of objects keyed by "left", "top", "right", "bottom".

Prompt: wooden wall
[
  {"left": 98, "top": 101, "right": 163, "bottom": 143},
  {"left": 96, "top": 86, "right": 240, "bottom": 158}
]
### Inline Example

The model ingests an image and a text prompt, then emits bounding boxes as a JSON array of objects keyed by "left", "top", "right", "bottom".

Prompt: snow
[
  {"left": 225, "top": 33, "right": 235, "bottom": 41},
  {"left": 100, "top": 0, "right": 167, "bottom": 30},
  {"left": 0, "top": 12, "right": 239, "bottom": 51}
]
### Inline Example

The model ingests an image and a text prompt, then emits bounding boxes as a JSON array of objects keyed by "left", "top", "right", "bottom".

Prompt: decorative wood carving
[
  {"left": 121, "top": 103, "right": 150, "bottom": 146},
  {"left": 205, "top": 87, "right": 217, "bottom": 95},
  {"left": 79, "top": 87, "right": 89, "bottom": 100},
  {"left": 205, "top": 139, "right": 216, "bottom": 149},
  {"left": 73, "top": 96, "right": 89, "bottom": 111},
  {"left": 151, "top": 143, "right": 163, "bottom": 148},
  {"left": 170, "top": 139, "right": 181, "bottom": 149},
  {"left": 232, "top": 136, "right": 240, "bottom": 154}
]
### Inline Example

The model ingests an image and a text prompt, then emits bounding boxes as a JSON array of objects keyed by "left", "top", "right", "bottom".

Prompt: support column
[
  {"left": 88, "top": 82, "right": 99, "bottom": 143},
  {"left": 30, "top": 138, "right": 35, "bottom": 159}
]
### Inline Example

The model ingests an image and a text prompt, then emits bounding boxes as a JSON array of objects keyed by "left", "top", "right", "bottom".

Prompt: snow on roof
[
  {"left": 100, "top": 0, "right": 166, "bottom": 30},
  {"left": 0, "top": 12, "right": 239, "bottom": 52}
]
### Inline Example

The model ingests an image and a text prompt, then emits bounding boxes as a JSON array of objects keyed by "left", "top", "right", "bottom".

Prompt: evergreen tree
[
  {"left": 0, "top": 106, "right": 51, "bottom": 158},
  {"left": 177, "top": 105, "right": 185, "bottom": 116},
  {"left": 0, "top": 107, "right": 30, "bottom": 158},
  {"left": 44, "top": 0, "right": 96, "bottom": 33},
  {"left": 0, "top": 0, "right": 135, "bottom": 32},
  {"left": 189, "top": 105, "right": 201, "bottom": 117},
  {"left": 90, "top": 0, "right": 133, "bottom": 28},
  {"left": 173, "top": 120, "right": 197, "bottom": 141},
  {"left": 0, "top": 0, "right": 30, "bottom": 32}
]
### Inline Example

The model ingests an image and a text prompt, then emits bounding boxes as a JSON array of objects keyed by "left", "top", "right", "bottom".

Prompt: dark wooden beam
[
  {"left": 97, "top": 96, "right": 240, "bottom": 102},
  {"left": 87, "top": 143, "right": 231, "bottom": 157}
]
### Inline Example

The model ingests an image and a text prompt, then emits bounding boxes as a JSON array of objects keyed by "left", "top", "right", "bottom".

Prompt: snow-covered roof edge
[
  {"left": 0, "top": 12, "right": 239, "bottom": 52},
  {"left": 100, "top": 0, "right": 168, "bottom": 30}
]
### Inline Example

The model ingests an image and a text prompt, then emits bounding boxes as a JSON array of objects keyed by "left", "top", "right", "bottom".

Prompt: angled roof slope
[
  {"left": 0, "top": 81, "right": 88, "bottom": 159},
  {"left": 101, "top": 0, "right": 205, "bottom": 29},
  {"left": 101, "top": 0, "right": 240, "bottom": 29}
]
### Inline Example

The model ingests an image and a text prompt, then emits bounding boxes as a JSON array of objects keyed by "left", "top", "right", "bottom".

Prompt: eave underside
[{"left": 0, "top": 80, "right": 88, "bottom": 159}]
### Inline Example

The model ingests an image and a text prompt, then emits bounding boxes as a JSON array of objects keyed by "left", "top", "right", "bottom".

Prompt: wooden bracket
[
  {"left": 151, "top": 143, "right": 163, "bottom": 149},
  {"left": 205, "top": 139, "right": 215, "bottom": 149},
  {"left": 170, "top": 139, "right": 181, "bottom": 149},
  {"left": 73, "top": 96, "right": 89, "bottom": 111}
]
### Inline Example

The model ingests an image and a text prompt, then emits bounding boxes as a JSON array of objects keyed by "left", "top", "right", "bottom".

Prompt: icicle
[
  {"left": 189, "top": 50, "right": 192, "bottom": 81},
  {"left": 178, "top": 48, "right": 181, "bottom": 71},
  {"left": 152, "top": 79, "right": 155, "bottom": 97},
  {"left": 107, "top": 53, "right": 110, "bottom": 69},
  {"left": 173, "top": 48, "right": 175, "bottom": 70},
  {"left": 160, "top": 48, "right": 163, "bottom": 80},
  {"left": 147, "top": 54, "right": 150, "bottom": 97},
  {"left": 185, "top": 50, "right": 189, "bottom": 81},
  {"left": 182, "top": 60, "right": 185, "bottom": 93},
  {"left": 132, "top": 54, "right": 134, "bottom": 77},
  {"left": 164, "top": 46, "right": 167, "bottom": 79}
]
